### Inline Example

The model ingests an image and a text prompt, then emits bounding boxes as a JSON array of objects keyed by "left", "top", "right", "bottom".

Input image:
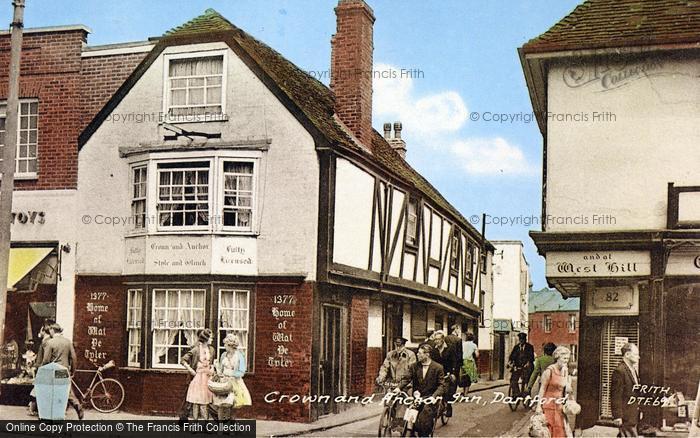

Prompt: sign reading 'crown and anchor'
[{"left": 546, "top": 251, "right": 651, "bottom": 278}]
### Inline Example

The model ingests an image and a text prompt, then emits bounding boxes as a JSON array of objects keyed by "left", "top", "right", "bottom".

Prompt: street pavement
[{"left": 306, "top": 383, "right": 534, "bottom": 437}]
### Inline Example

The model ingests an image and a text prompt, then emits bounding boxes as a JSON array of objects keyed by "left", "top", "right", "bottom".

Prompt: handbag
[{"left": 563, "top": 398, "right": 581, "bottom": 415}]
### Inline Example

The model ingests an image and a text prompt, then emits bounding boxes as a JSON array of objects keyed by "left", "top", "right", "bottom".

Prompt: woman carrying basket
[{"left": 211, "top": 334, "right": 252, "bottom": 421}]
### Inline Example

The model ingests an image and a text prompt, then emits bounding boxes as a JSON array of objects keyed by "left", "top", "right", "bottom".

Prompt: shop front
[{"left": 0, "top": 191, "right": 77, "bottom": 406}]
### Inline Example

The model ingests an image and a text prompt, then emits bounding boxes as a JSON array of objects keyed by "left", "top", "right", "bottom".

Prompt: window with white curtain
[
  {"left": 222, "top": 162, "right": 254, "bottom": 230},
  {"left": 167, "top": 55, "right": 224, "bottom": 118},
  {"left": 157, "top": 162, "right": 210, "bottom": 228},
  {"left": 131, "top": 166, "right": 147, "bottom": 229},
  {"left": 126, "top": 289, "right": 142, "bottom": 366},
  {"left": 152, "top": 288, "right": 206, "bottom": 368},
  {"left": 405, "top": 198, "right": 418, "bottom": 246},
  {"left": 218, "top": 289, "right": 250, "bottom": 363},
  {"left": 0, "top": 100, "right": 39, "bottom": 176}
]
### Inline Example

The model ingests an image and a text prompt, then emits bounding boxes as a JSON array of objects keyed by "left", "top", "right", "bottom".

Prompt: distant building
[
  {"left": 491, "top": 241, "right": 531, "bottom": 379},
  {"left": 528, "top": 288, "right": 579, "bottom": 362}
]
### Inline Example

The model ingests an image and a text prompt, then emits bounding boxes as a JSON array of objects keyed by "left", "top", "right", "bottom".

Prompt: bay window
[
  {"left": 0, "top": 100, "right": 39, "bottom": 176},
  {"left": 125, "top": 284, "right": 254, "bottom": 370},
  {"left": 129, "top": 154, "right": 259, "bottom": 234}
]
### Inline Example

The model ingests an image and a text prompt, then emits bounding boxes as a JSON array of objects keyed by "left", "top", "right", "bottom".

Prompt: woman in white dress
[{"left": 213, "top": 334, "right": 252, "bottom": 420}]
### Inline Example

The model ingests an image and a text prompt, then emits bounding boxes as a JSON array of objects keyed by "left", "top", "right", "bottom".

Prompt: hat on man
[{"left": 393, "top": 337, "right": 408, "bottom": 345}]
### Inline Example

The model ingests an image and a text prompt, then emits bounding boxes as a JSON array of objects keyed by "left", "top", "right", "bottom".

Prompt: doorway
[
  {"left": 598, "top": 318, "right": 639, "bottom": 420},
  {"left": 319, "top": 304, "right": 346, "bottom": 416},
  {"left": 383, "top": 302, "right": 403, "bottom": 356}
]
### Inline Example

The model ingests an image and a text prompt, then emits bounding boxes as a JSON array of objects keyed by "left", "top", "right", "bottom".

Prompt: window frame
[
  {"left": 568, "top": 314, "right": 576, "bottom": 333},
  {"left": 0, "top": 99, "right": 39, "bottom": 179},
  {"left": 150, "top": 287, "right": 207, "bottom": 369},
  {"left": 216, "top": 288, "right": 253, "bottom": 370},
  {"left": 544, "top": 314, "right": 552, "bottom": 333},
  {"left": 405, "top": 197, "right": 420, "bottom": 248},
  {"left": 126, "top": 289, "right": 143, "bottom": 367},
  {"left": 218, "top": 159, "right": 257, "bottom": 233},
  {"left": 131, "top": 165, "right": 148, "bottom": 230},
  {"left": 155, "top": 161, "right": 212, "bottom": 232},
  {"left": 162, "top": 50, "right": 228, "bottom": 123}
]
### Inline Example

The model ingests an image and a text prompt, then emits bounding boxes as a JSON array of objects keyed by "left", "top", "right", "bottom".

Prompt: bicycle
[
  {"left": 377, "top": 381, "right": 408, "bottom": 437},
  {"left": 507, "top": 363, "right": 528, "bottom": 412},
  {"left": 435, "top": 374, "right": 454, "bottom": 426},
  {"left": 71, "top": 360, "right": 125, "bottom": 413}
]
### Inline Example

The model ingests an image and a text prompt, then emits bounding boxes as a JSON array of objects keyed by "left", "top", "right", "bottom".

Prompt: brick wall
[
  {"left": 477, "top": 349, "right": 491, "bottom": 379},
  {"left": 80, "top": 52, "right": 147, "bottom": 127},
  {"left": 528, "top": 311, "right": 579, "bottom": 357},
  {"left": 0, "top": 30, "right": 86, "bottom": 190},
  {"left": 348, "top": 294, "right": 368, "bottom": 395},
  {"left": 330, "top": 0, "right": 375, "bottom": 149},
  {"left": 365, "top": 346, "right": 382, "bottom": 394}
]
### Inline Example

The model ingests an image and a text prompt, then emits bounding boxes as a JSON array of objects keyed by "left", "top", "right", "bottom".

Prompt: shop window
[
  {"left": 131, "top": 166, "right": 147, "bottom": 229},
  {"left": 157, "top": 162, "right": 210, "bottom": 229},
  {"left": 217, "top": 289, "right": 250, "bottom": 365},
  {"left": 222, "top": 162, "right": 254, "bottom": 230},
  {"left": 568, "top": 314, "right": 576, "bottom": 333},
  {"left": 544, "top": 314, "right": 552, "bottom": 333},
  {"left": 405, "top": 198, "right": 419, "bottom": 246},
  {"left": 166, "top": 54, "right": 224, "bottom": 119},
  {"left": 151, "top": 288, "right": 206, "bottom": 368},
  {"left": 126, "top": 289, "right": 142, "bottom": 366},
  {"left": 0, "top": 100, "right": 38, "bottom": 177},
  {"left": 411, "top": 303, "right": 427, "bottom": 342}
]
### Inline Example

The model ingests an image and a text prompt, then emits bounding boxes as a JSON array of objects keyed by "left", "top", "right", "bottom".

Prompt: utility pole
[{"left": 0, "top": 0, "right": 26, "bottom": 389}]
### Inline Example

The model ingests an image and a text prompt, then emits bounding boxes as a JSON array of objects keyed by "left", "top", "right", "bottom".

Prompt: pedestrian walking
[
  {"left": 459, "top": 332, "right": 479, "bottom": 394},
  {"left": 430, "top": 330, "right": 459, "bottom": 417},
  {"left": 213, "top": 333, "right": 251, "bottom": 420},
  {"left": 28, "top": 320, "right": 53, "bottom": 416},
  {"left": 611, "top": 343, "right": 641, "bottom": 437},
  {"left": 535, "top": 346, "right": 572, "bottom": 438},
  {"left": 40, "top": 322, "right": 83, "bottom": 420},
  {"left": 528, "top": 342, "right": 556, "bottom": 394},
  {"left": 181, "top": 328, "right": 215, "bottom": 420}
]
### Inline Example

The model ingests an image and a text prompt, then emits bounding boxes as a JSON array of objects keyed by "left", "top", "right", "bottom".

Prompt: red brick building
[{"left": 528, "top": 287, "right": 580, "bottom": 361}]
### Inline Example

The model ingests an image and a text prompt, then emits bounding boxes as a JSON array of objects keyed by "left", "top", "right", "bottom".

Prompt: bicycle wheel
[
  {"left": 508, "top": 380, "right": 519, "bottom": 412},
  {"left": 378, "top": 408, "right": 392, "bottom": 437},
  {"left": 89, "top": 378, "right": 125, "bottom": 413},
  {"left": 440, "top": 402, "right": 450, "bottom": 425}
]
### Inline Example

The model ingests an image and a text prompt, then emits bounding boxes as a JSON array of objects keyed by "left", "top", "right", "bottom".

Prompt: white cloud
[
  {"left": 373, "top": 62, "right": 534, "bottom": 177},
  {"left": 451, "top": 137, "right": 536, "bottom": 175},
  {"left": 373, "top": 63, "right": 467, "bottom": 136}
]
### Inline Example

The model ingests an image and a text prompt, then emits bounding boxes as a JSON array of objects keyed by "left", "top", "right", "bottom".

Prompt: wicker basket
[{"left": 207, "top": 378, "right": 232, "bottom": 396}]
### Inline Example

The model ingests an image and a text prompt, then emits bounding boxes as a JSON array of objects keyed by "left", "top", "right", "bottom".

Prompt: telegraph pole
[{"left": 0, "top": 0, "right": 26, "bottom": 388}]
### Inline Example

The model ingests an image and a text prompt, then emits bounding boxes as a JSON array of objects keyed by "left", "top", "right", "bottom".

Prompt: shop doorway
[
  {"left": 319, "top": 304, "right": 346, "bottom": 416},
  {"left": 383, "top": 302, "right": 403, "bottom": 356},
  {"left": 599, "top": 318, "right": 639, "bottom": 420},
  {"left": 496, "top": 333, "right": 506, "bottom": 379}
]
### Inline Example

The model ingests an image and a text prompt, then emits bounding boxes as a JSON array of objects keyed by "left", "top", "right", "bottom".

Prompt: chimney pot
[
  {"left": 383, "top": 123, "right": 392, "bottom": 139},
  {"left": 393, "top": 122, "right": 402, "bottom": 140}
]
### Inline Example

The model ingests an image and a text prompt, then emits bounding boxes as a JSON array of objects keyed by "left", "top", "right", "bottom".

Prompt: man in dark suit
[
  {"left": 429, "top": 330, "right": 459, "bottom": 417},
  {"left": 508, "top": 332, "right": 535, "bottom": 396},
  {"left": 611, "top": 343, "right": 641, "bottom": 437},
  {"left": 41, "top": 323, "right": 83, "bottom": 419},
  {"left": 399, "top": 343, "right": 447, "bottom": 436}
]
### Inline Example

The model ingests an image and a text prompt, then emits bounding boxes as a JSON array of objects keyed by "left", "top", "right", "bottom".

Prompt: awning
[{"left": 7, "top": 247, "right": 53, "bottom": 290}]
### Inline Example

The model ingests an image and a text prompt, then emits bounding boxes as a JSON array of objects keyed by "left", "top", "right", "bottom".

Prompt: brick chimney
[
  {"left": 383, "top": 121, "right": 406, "bottom": 158},
  {"left": 330, "top": 0, "right": 375, "bottom": 150}
]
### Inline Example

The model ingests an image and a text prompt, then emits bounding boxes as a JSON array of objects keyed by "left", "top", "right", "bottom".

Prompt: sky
[{"left": 9, "top": 0, "right": 585, "bottom": 289}]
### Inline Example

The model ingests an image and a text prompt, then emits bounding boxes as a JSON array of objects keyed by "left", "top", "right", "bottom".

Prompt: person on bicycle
[
  {"left": 429, "top": 330, "right": 459, "bottom": 417},
  {"left": 376, "top": 337, "right": 416, "bottom": 387},
  {"left": 398, "top": 344, "right": 447, "bottom": 436},
  {"left": 508, "top": 332, "right": 535, "bottom": 397}
]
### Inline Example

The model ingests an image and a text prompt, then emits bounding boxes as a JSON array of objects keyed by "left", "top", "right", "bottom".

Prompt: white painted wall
[
  {"left": 367, "top": 300, "right": 383, "bottom": 348},
  {"left": 492, "top": 242, "right": 529, "bottom": 331},
  {"left": 77, "top": 42, "right": 319, "bottom": 278},
  {"left": 333, "top": 158, "right": 374, "bottom": 268},
  {"left": 11, "top": 190, "right": 77, "bottom": 339},
  {"left": 547, "top": 55, "right": 700, "bottom": 231},
  {"left": 479, "top": 251, "right": 494, "bottom": 351}
]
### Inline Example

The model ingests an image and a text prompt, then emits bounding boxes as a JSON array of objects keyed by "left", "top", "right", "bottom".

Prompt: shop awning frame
[{"left": 6, "top": 247, "right": 54, "bottom": 290}]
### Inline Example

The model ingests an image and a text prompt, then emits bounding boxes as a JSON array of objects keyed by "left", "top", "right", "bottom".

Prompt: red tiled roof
[{"left": 522, "top": 0, "right": 700, "bottom": 53}]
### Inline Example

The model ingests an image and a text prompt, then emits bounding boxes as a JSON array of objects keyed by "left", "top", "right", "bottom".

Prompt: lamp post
[{"left": 0, "top": 0, "right": 26, "bottom": 390}]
